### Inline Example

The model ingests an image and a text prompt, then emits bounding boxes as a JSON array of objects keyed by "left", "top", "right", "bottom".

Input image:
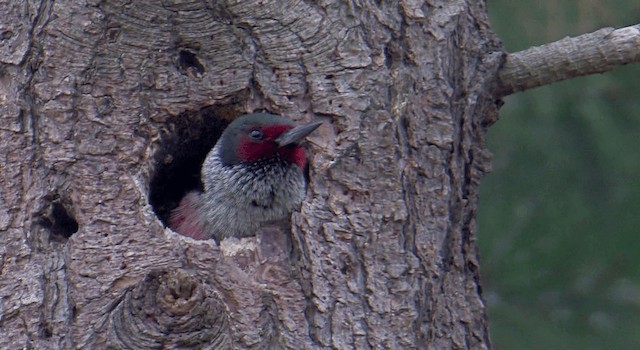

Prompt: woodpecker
[{"left": 169, "top": 113, "right": 321, "bottom": 241}]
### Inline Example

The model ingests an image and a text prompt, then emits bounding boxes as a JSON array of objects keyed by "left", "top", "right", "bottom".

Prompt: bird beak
[{"left": 276, "top": 121, "right": 322, "bottom": 147}]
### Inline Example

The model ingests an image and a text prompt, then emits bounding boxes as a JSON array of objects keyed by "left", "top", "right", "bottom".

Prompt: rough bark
[{"left": 0, "top": 0, "right": 501, "bottom": 349}]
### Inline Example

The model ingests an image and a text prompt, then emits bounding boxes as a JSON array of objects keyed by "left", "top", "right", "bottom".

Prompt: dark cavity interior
[{"left": 149, "top": 106, "right": 234, "bottom": 225}]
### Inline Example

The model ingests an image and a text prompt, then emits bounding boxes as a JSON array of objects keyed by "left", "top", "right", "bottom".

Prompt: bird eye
[{"left": 248, "top": 129, "right": 264, "bottom": 140}]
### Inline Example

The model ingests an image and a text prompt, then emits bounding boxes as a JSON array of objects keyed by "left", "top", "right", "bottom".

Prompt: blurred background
[{"left": 480, "top": 1, "right": 640, "bottom": 349}]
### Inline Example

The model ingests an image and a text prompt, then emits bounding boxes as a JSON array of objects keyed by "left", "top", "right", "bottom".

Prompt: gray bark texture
[
  {"left": 497, "top": 24, "right": 640, "bottom": 96},
  {"left": 0, "top": 0, "right": 501, "bottom": 349}
]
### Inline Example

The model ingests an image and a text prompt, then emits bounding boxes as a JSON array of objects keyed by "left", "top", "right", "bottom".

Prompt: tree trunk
[{"left": 1, "top": 1, "right": 501, "bottom": 349}]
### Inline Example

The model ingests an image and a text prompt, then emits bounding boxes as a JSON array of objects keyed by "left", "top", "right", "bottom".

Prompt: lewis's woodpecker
[{"left": 169, "top": 113, "right": 321, "bottom": 241}]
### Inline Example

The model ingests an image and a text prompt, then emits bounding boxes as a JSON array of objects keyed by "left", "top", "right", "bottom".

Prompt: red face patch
[{"left": 236, "top": 124, "right": 307, "bottom": 168}]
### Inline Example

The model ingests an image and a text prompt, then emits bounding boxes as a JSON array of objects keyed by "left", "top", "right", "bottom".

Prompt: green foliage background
[{"left": 480, "top": 1, "right": 640, "bottom": 348}]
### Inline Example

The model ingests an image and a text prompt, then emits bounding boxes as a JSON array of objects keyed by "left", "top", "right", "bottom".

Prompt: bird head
[{"left": 218, "top": 113, "right": 321, "bottom": 169}]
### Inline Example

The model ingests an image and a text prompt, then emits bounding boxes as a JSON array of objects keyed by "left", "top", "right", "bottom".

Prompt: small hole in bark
[
  {"left": 51, "top": 202, "right": 78, "bottom": 237},
  {"left": 149, "top": 105, "right": 241, "bottom": 226},
  {"left": 42, "top": 324, "right": 52, "bottom": 338},
  {"left": 40, "top": 198, "right": 78, "bottom": 240},
  {"left": 106, "top": 27, "right": 121, "bottom": 42},
  {"left": 1, "top": 30, "right": 14, "bottom": 40},
  {"left": 177, "top": 49, "right": 205, "bottom": 76},
  {"left": 383, "top": 46, "right": 393, "bottom": 68}
]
